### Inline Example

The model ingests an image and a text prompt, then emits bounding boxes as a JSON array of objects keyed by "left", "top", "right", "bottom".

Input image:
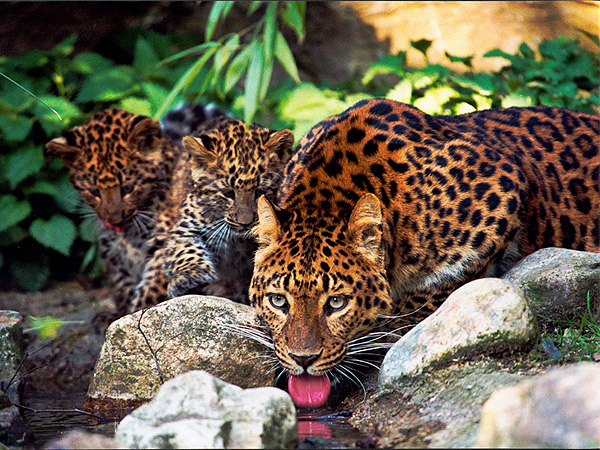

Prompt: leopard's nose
[{"left": 288, "top": 351, "right": 321, "bottom": 368}]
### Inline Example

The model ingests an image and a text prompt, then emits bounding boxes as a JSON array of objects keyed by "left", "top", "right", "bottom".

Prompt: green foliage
[
  {"left": 156, "top": 1, "right": 305, "bottom": 123},
  {"left": 28, "top": 316, "right": 65, "bottom": 339},
  {"left": 0, "top": 31, "right": 209, "bottom": 291}
]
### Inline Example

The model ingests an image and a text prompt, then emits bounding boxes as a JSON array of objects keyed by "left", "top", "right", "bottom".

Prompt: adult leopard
[{"left": 249, "top": 98, "right": 599, "bottom": 407}]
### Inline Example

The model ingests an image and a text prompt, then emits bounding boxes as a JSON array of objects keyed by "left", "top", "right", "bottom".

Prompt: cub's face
[
  {"left": 182, "top": 120, "right": 294, "bottom": 232},
  {"left": 46, "top": 109, "right": 166, "bottom": 232},
  {"left": 250, "top": 193, "right": 393, "bottom": 376}
]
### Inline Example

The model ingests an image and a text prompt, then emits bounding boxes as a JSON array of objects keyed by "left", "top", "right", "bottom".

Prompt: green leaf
[
  {"left": 577, "top": 28, "right": 599, "bottom": 47},
  {"left": 410, "top": 39, "right": 433, "bottom": 59},
  {"left": 120, "top": 97, "right": 152, "bottom": 116},
  {"left": 29, "top": 215, "right": 77, "bottom": 256},
  {"left": 501, "top": 92, "right": 533, "bottom": 108},
  {"left": 244, "top": 41, "right": 265, "bottom": 124},
  {"left": 274, "top": 32, "right": 300, "bottom": 83},
  {"left": 247, "top": 1, "right": 264, "bottom": 16},
  {"left": 205, "top": 1, "right": 235, "bottom": 42},
  {"left": 213, "top": 35, "right": 240, "bottom": 95},
  {"left": 362, "top": 52, "right": 406, "bottom": 85},
  {"left": 141, "top": 83, "right": 169, "bottom": 115},
  {"left": 483, "top": 48, "right": 514, "bottom": 61},
  {"left": 224, "top": 43, "right": 253, "bottom": 92},
  {"left": 413, "top": 85, "right": 460, "bottom": 114},
  {"left": 4, "top": 144, "right": 45, "bottom": 189},
  {"left": 133, "top": 37, "right": 159, "bottom": 72},
  {"left": 79, "top": 216, "right": 99, "bottom": 243},
  {"left": 154, "top": 45, "right": 218, "bottom": 119},
  {"left": 53, "top": 34, "right": 77, "bottom": 58},
  {"left": 0, "top": 196, "right": 31, "bottom": 232},
  {"left": 72, "top": 52, "right": 113, "bottom": 74},
  {"left": 0, "top": 226, "right": 28, "bottom": 247},
  {"left": 0, "top": 113, "right": 33, "bottom": 142},
  {"left": 11, "top": 260, "right": 50, "bottom": 292},
  {"left": 34, "top": 96, "right": 81, "bottom": 135},
  {"left": 30, "top": 316, "right": 64, "bottom": 339},
  {"left": 75, "top": 67, "right": 135, "bottom": 103},
  {"left": 281, "top": 1, "right": 306, "bottom": 42},
  {"left": 444, "top": 51, "right": 473, "bottom": 69},
  {"left": 159, "top": 42, "right": 220, "bottom": 66},
  {"left": 386, "top": 79, "right": 412, "bottom": 104}
]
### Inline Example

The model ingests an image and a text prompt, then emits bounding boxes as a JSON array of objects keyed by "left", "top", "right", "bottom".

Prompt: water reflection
[{"left": 297, "top": 408, "right": 364, "bottom": 447}]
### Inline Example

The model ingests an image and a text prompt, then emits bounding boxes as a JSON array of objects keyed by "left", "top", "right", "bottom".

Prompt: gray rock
[
  {"left": 502, "top": 247, "right": 600, "bottom": 325},
  {"left": 0, "top": 310, "right": 24, "bottom": 405},
  {"left": 115, "top": 370, "right": 297, "bottom": 449},
  {"left": 85, "top": 295, "right": 274, "bottom": 410},
  {"left": 476, "top": 362, "right": 600, "bottom": 448},
  {"left": 379, "top": 278, "right": 538, "bottom": 387}
]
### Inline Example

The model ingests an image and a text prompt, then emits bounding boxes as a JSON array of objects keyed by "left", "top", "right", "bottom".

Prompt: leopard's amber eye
[
  {"left": 267, "top": 293, "right": 288, "bottom": 310},
  {"left": 327, "top": 295, "right": 349, "bottom": 311}
]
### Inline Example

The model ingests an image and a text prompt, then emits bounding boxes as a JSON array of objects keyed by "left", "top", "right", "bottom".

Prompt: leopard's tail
[{"left": 160, "top": 102, "right": 227, "bottom": 146}]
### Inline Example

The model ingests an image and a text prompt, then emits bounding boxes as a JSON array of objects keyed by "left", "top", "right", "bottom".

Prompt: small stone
[
  {"left": 593, "top": 352, "right": 600, "bottom": 362},
  {"left": 379, "top": 278, "right": 538, "bottom": 387},
  {"left": 476, "top": 362, "right": 600, "bottom": 448},
  {"left": 115, "top": 370, "right": 297, "bottom": 449}
]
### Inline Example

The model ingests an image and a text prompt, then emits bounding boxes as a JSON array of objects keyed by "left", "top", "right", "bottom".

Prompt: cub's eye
[
  {"left": 89, "top": 188, "right": 101, "bottom": 198},
  {"left": 255, "top": 188, "right": 269, "bottom": 199},
  {"left": 121, "top": 185, "right": 134, "bottom": 196},
  {"left": 327, "top": 295, "right": 349, "bottom": 312},
  {"left": 267, "top": 293, "right": 288, "bottom": 310},
  {"left": 223, "top": 189, "right": 235, "bottom": 200}
]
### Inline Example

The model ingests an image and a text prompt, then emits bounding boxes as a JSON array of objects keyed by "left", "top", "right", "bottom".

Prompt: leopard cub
[{"left": 129, "top": 116, "right": 294, "bottom": 310}]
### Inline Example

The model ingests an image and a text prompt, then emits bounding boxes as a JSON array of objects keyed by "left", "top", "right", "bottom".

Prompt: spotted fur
[
  {"left": 129, "top": 116, "right": 295, "bottom": 310},
  {"left": 46, "top": 108, "right": 182, "bottom": 316},
  {"left": 250, "top": 98, "right": 600, "bottom": 379}
]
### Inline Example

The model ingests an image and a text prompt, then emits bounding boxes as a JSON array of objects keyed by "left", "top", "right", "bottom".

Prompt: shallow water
[{"left": 21, "top": 390, "right": 367, "bottom": 448}]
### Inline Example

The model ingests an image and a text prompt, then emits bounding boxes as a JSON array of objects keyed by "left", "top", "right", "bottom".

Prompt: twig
[
  {"left": 2, "top": 343, "right": 52, "bottom": 394},
  {"left": 14, "top": 404, "right": 114, "bottom": 422},
  {"left": 137, "top": 307, "right": 165, "bottom": 384}
]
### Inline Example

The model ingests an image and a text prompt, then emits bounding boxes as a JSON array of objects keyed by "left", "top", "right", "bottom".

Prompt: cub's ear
[
  {"left": 266, "top": 129, "right": 294, "bottom": 168},
  {"left": 182, "top": 135, "right": 218, "bottom": 170},
  {"left": 127, "top": 117, "right": 162, "bottom": 158},
  {"left": 347, "top": 193, "right": 384, "bottom": 266},
  {"left": 45, "top": 136, "right": 81, "bottom": 169}
]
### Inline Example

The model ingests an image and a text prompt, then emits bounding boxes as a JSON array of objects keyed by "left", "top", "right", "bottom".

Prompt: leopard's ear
[
  {"left": 46, "top": 136, "right": 82, "bottom": 169},
  {"left": 183, "top": 135, "right": 218, "bottom": 170},
  {"left": 347, "top": 193, "right": 384, "bottom": 266},
  {"left": 254, "top": 195, "right": 284, "bottom": 263},
  {"left": 266, "top": 129, "right": 294, "bottom": 168},
  {"left": 127, "top": 117, "right": 162, "bottom": 158}
]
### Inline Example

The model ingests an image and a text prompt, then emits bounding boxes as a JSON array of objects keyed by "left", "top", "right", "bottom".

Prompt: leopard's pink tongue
[
  {"left": 288, "top": 373, "right": 330, "bottom": 408},
  {"left": 103, "top": 221, "right": 124, "bottom": 233}
]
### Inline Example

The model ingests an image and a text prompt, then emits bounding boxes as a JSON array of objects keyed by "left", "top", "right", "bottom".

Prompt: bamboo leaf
[
  {"left": 244, "top": 41, "right": 265, "bottom": 124},
  {"left": 223, "top": 42, "right": 254, "bottom": 93},
  {"left": 205, "top": 1, "right": 235, "bottom": 42},
  {"left": 155, "top": 45, "right": 218, "bottom": 119},
  {"left": 275, "top": 32, "right": 300, "bottom": 83}
]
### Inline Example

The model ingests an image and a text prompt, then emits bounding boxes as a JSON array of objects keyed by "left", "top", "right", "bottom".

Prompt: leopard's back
[{"left": 249, "top": 98, "right": 599, "bottom": 385}]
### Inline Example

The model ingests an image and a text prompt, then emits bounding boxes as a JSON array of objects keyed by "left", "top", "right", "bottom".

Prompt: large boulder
[
  {"left": 476, "top": 362, "right": 600, "bottom": 448},
  {"left": 502, "top": 247, "right": 600, "bottom": 325},
  {"left": 379, "top": 278, "right": 538, "bottom": 387},
  {"left": 114, "top": 370, "right": 297, "bottom": 449},
  {"left": 85, "top": 296, "right": 275, "bottom": 410}
]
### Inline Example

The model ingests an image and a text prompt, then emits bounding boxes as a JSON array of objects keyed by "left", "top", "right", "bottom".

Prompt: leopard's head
[
  {"left": 249, "top": 193, "right": 393, "bottom": 407},
  {"left": 46, "top": 109, "right": 169, "bottom": 233},
  {"left": 182, "top": 117, "right": 294, "bottom": 233}
]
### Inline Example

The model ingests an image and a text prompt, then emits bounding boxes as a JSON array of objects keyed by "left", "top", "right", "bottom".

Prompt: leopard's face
[
  {"left": 183, "top": 117, "right": 294, "bottom": 233},
  {"left": 250, "top": 194, "right": 393, "bottom": 376},
  {"left": 46, "top": 109, "right": 169, "bottom": 232}
]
